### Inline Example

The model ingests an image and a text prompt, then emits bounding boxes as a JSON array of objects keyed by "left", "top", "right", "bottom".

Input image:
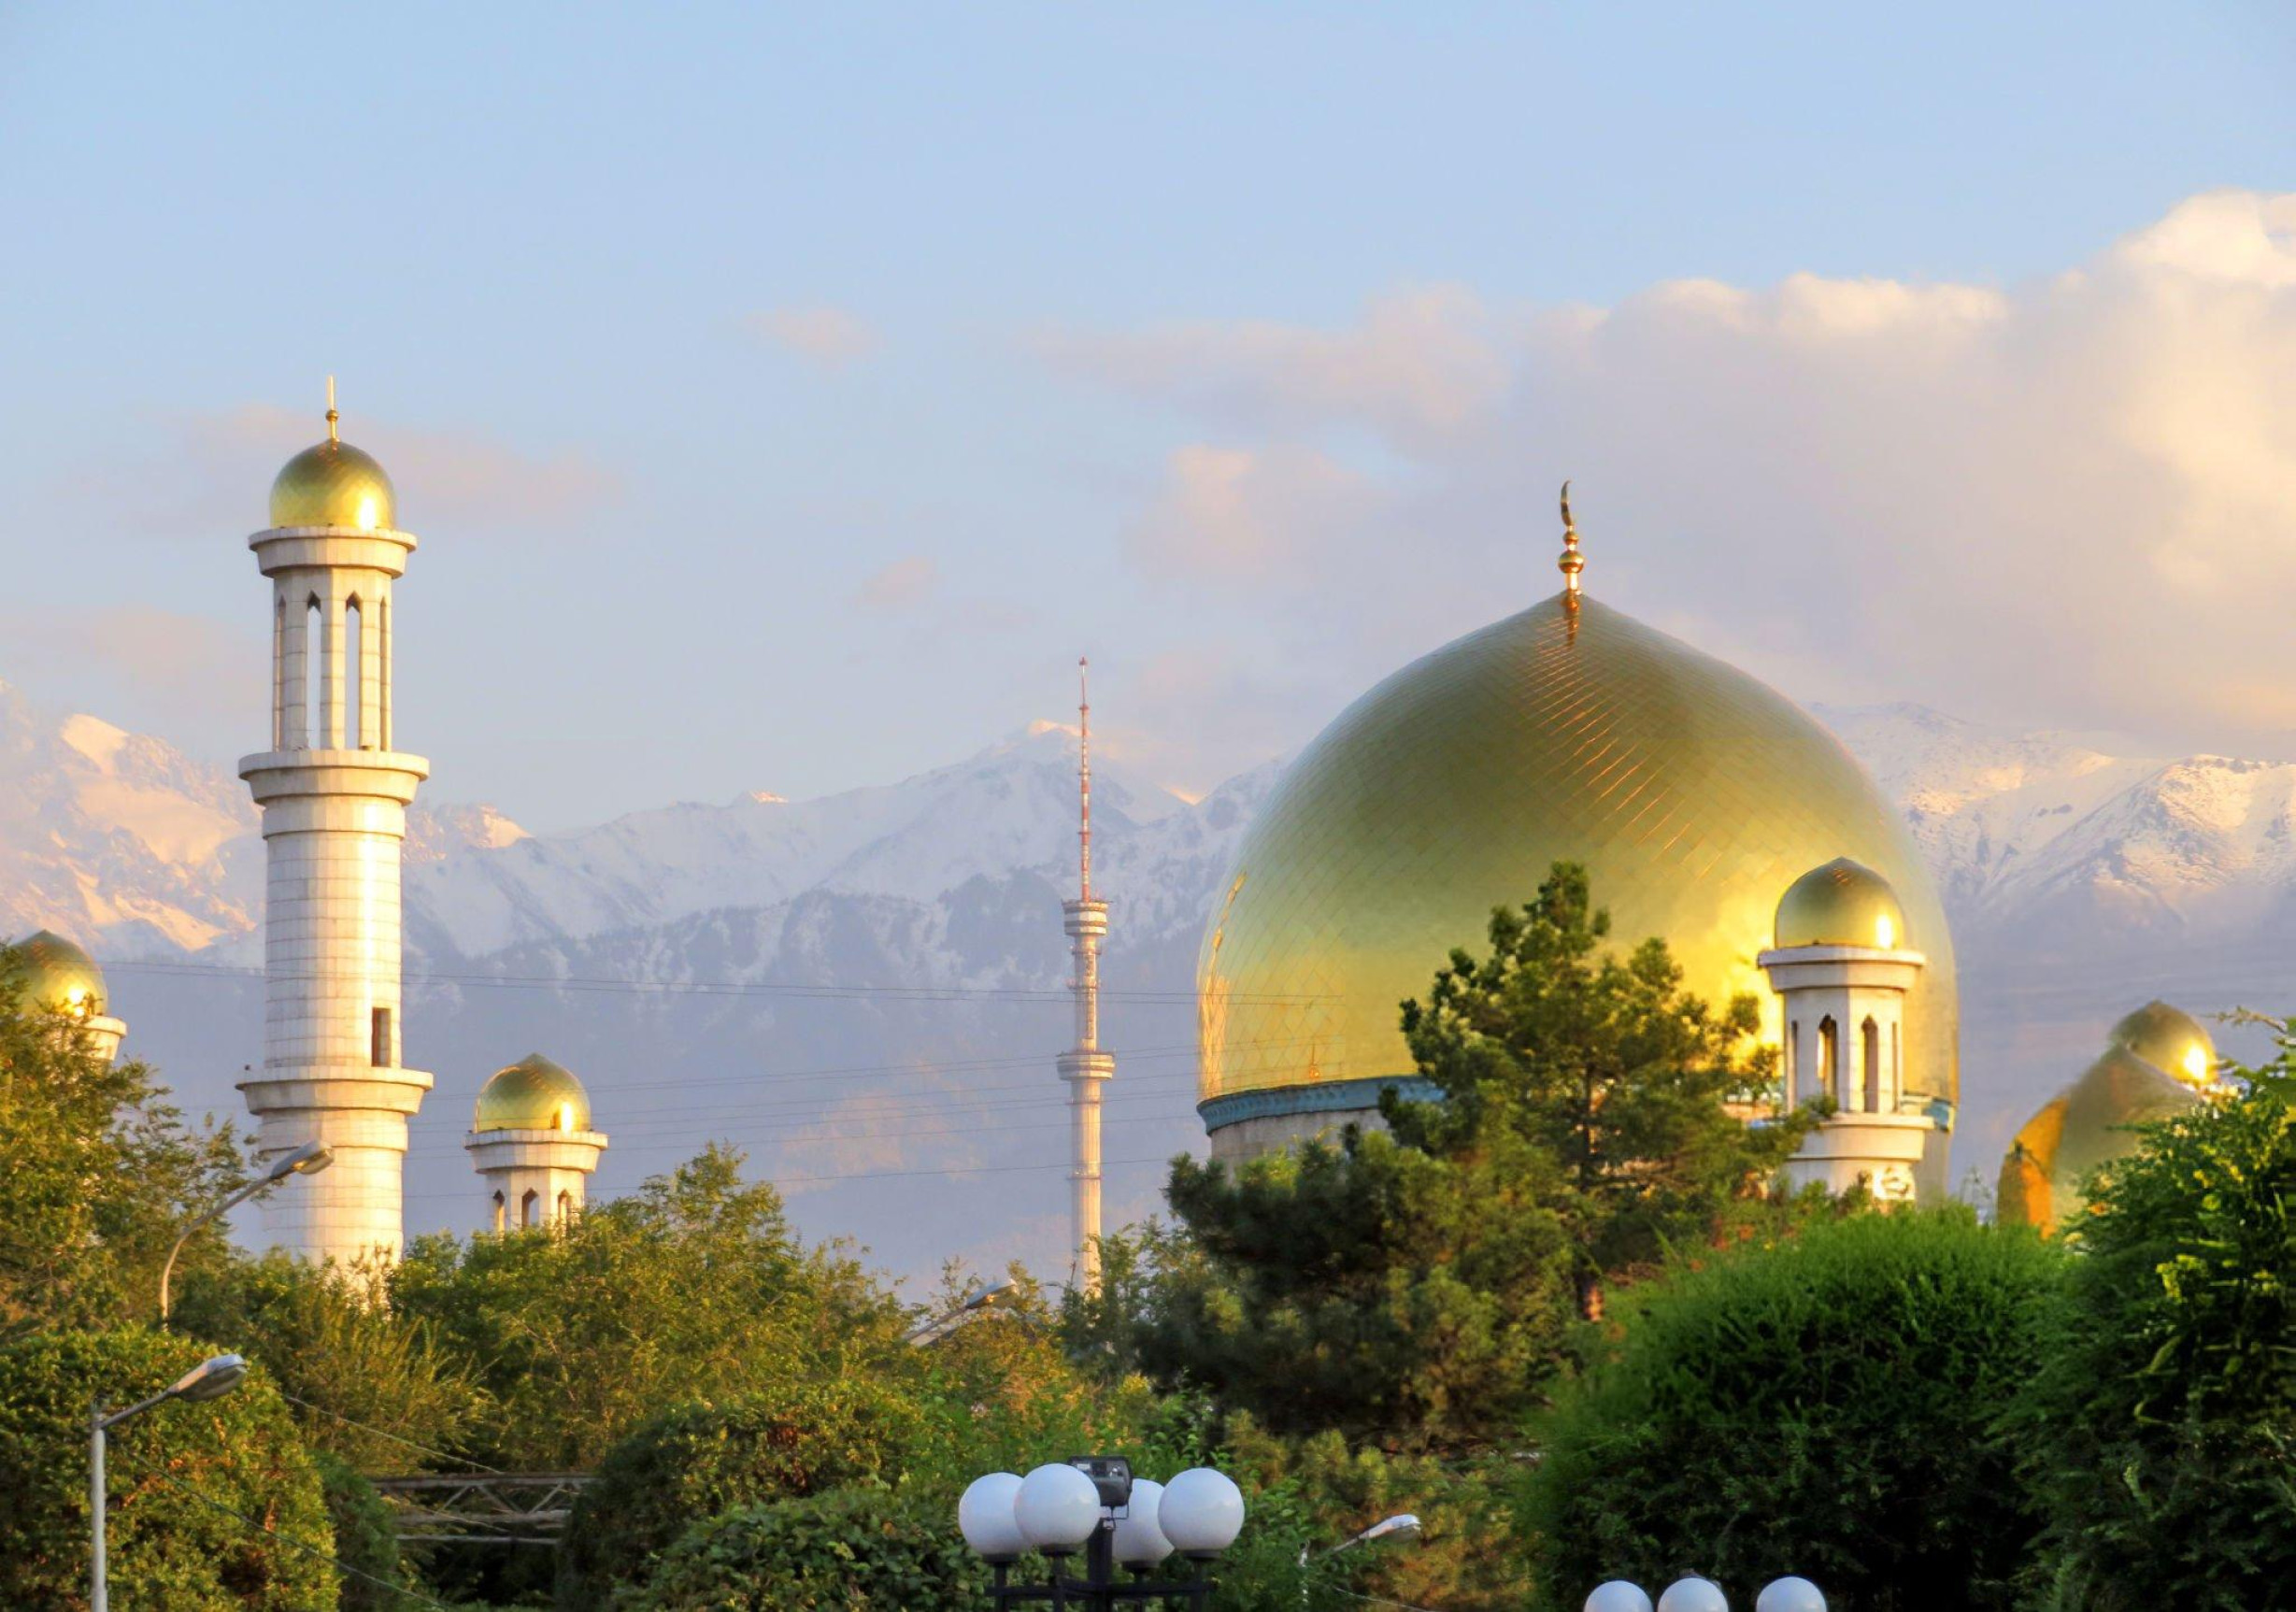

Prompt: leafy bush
[
  {"left": 2015, "top": 1068, "right": 2296, "bottom": 1609},
  {"left": 627, "top": 1486, "right": 988, "bottom": 1611},
  {"left": 312, "top": 1451, "right": 408, "bottom": 1611},
  {"left": 557, "top": 1378, "right": 928, "bottom": 1611},
  {"left": 0, "top": 1326, "right": 336, "bottom": 1610},
  {"left": 1520, "top": 1210, "right": 2064, "bottom": 1611}
]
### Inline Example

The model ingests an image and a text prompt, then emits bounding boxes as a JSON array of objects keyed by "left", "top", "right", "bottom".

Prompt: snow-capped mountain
[{"left": 7, "top": 678, "right": 2289, "bottom": 1276}]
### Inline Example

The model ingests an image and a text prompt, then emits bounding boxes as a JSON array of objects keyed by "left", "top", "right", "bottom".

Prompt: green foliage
[
  {"left": 0, "top": 952, "right": 248, "bottom": 1329},
  {"left": 391, "top": 1146, "right": 906, "bottom": 1469},
  {"left": 1521, "top": 1210, "right": 2064, "bottom": 1611},
  {"left": 2014, "top": 1048, "right": 2296, "bottom": 1610},
  {"left": 172, "top": 1254, "right": 487, "bottom": 1474},
  {"left": 0, "top": 1326, "right": 337, "bottom": 1610},
  {"left": 622, "top": 1487, "right": 988, "bottom": 1611},
  {"left": 1391, "top": 861, "right": 1809, "bottom": 1320},
  {"left": 557, "top": 1378, "right": 928, "bottom": 1612},
  {"left": 1084, "top": 863, "right": 1804, "bottom": 1449},
  {"left": 312, "top": 1451, "right": 409, "bottom": 1611}
]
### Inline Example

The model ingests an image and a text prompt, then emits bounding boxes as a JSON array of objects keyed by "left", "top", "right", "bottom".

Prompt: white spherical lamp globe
[
  {"left": 1014, "top": 1462, "right": 1103, "bottom": 1553},
  {"left": 1756, "top": 1579, "right": 1826, "bottom": 1612},
  {"left": 1110, "top": 1477, "right": 1172, "bottom": 1565},
  {"left": 1585, "top": 1584, "right": 1655, "bottom": 1612},
  {"left": 1158, "top": 1466, "right": 1246, "bottom": 1556},
  {"left": 1658, "top": 1578, "right": 1729, "bottom": 1612},
  {"left": 958, "top": 1473, "right": 1029, "bottom": 1562}
]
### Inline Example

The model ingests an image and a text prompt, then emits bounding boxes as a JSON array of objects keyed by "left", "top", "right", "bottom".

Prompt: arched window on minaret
[
  {"left": 305, "top": 595, "right": 324, "bottom": 749},
  {"left": 1862, "top": 1017, "right": 1882, "bottom": 1113},
  {"left": 344, "top": 598, "right": 364, "bottom": 749},
  {"left": 556, "top": 1190, "right": 573, "bottom": 1224},
  {"left": 272, "top": 593, "right": 286, "bottom": 749},
  {"left": 492, "top": 1191, "right": 506, "bottom": 1234},
  {"left": 1818, "top": 1016, "right": 1839, "bottom": 1106},
  {"left": 1787, "top": 1019, "right": 1801, "bottom": 1104},
  {"left": 521, "top": 1189, "right": 538, "bottom": 1229}
]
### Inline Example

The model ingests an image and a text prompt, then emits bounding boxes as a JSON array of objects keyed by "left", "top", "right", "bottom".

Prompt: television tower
[{"left": 1059, "top": 658, "right": 1113, "bottom": 1292}]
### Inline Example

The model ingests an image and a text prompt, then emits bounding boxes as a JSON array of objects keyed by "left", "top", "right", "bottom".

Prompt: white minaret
[
  {"left": 1759, "top": 857, "right": 1937, "bottom": 1205},
  {"left": 465, "top": 1054, "right": 607, "bottom": 1233},
  {"left": 1059, "top": 659, "right": 1114, "bottom": 1292},
  {"left": 237, "top": 385, "right": 432, "bottom": 1266}
]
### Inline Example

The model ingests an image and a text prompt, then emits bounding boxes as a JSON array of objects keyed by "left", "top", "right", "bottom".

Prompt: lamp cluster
[
  {"left": 1588, "top": 1576, "right": 1827, "bottom": 1611},
  {"left": 960, "top": 1458, "right": 1245, "bottom": 1608}
]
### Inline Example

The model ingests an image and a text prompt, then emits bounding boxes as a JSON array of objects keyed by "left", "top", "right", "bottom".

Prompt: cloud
[
  {"left": 853, "top": 555, "right": 940, "bottom": 610},
  {"left": 1053, "top": 190, "right": 2296, "bottom": 770},
  {"left": 745, "top": 304, "right": 880, "bottom": 367}
]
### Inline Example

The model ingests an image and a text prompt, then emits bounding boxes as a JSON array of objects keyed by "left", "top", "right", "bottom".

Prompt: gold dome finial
[
  {"left": 325, "top": 375, "right": 339, "bottom": 444},
  {"left": 1557, "top": 480, "right": 1585, "bottom": 599}
]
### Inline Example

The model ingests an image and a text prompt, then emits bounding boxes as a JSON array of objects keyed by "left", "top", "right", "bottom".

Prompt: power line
[
  {"left": 109, "top": 955, "right": 1329, "bottom": 1006},
  {"left": 401, "top": 1148, "right": 1191, "bottom": 1202},
  {"left": 150, "top": 1473, "right": 456, "bottom": 1610},
  {"left": 277, "top": 1391, "right": 506, "bottom": 1476}
]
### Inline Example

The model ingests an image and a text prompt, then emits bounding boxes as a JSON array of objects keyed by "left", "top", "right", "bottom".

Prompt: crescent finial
[{"left": 1557, "top": 478, "right": 1584, "bottom": 599}]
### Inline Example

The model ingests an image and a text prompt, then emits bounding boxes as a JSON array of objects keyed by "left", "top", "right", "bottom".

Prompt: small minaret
[
  {"left": 1059, "top": 659, "right": 1114, "bottom": 1292},
  {"left": 466, "top": 1053, "right": 607, "bottom": 1232},
  {"left": 237, "top": 384, "right": 432, "bottom": 1266},
  {"left": 6, "top": 929, "right": 127, "bottom": 1065},
  {"left": 1758, "top": 857, "right": 1936, "bottom": 1205}
]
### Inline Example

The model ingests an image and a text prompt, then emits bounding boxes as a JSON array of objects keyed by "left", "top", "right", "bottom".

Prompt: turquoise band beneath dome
[{"left": 1198, "top": 1075, "right": 1443, "bottom": 1134}]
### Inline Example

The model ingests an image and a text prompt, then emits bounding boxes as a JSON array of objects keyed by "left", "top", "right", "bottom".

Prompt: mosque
[{"left": 0, "top": 415, "right": 2224, "bottom": 1266}]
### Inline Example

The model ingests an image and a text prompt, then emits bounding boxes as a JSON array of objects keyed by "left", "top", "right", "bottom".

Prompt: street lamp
[
  {"left": 1658, "top": 1579, "right": 1728, "bottom": 1612},
  {"left": 1299, "top": 1513, "right": 1420, "bottom": 1604},
  {"left": 1585, "top": 1579, "right": 1828, "bottom": 1612},
  {"left": 159, "top": 1141, "right": 332, "bottom": 1323},
  {"left": 904, "top": 1278, "right": 1019, "bottom": 1347},
  {"left": 960, "top": 1456, "right": 1246, "bottom": 1608},
  {"left": 91, "top": 1353, "right": 247, "bottom": 1612}
]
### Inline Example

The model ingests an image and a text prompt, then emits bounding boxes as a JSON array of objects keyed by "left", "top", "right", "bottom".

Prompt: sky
[{"left": 0, "top": 3, "right": 2290, "bottom": 831}]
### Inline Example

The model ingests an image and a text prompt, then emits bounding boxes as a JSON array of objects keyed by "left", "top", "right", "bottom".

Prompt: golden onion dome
[
  {"left": 1774, "top": 857, "right": 1908, "bottom": 950},
  {"left": 2107, "top": 1000, "right": 2217, "bottom": 1090},
  {"left": 1198, "top": 592, "right": 1957, "bottom": 1114},
  {"left": 1995, "top": 1042, "right": 2200, "bottom": 1233},
  {"left": 5, "top": 929, "right": 107, "bottom": 1016},
  {"left": 269, "top": 438, "right": 396, "bottom": 532},
  {"left": 474, "top": 1053, "right": 592, "bottom": 1134}
]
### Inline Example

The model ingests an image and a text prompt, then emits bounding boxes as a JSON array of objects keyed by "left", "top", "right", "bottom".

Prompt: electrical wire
[{"left": 148, "top": 1473, "right": 457, "bottom": 1610}]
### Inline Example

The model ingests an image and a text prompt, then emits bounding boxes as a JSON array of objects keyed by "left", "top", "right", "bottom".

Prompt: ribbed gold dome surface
[
  {"left": 474, "top": 1053, "right": 592, "bottom": 1134},
  {"left": 2108, "top": 1000, "right": 2216, "bottom": 1090},
  {"left": 1774, "top": 857, "right": 1907, "bottom": 949},
  {"left": 1197, "top": 592, "right": 1958, "bottom": 1110},
  {"left": 4, "top": 929, "right": 107, "bottom": 1016},
  {"left": 1996, "top": 1043, "right": 2199, "bottom": 1233},
  {"left": 269, "top": 438, "right": 396, "bottom": 532}
]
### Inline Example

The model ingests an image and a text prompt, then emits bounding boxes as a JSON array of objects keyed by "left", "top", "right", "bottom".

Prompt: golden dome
[
  {"left": 5, "top": 929, "right": 107, "bottom": 1017},
  {"left": 269, "top": 438, "right": 396, "bottom": 532},
  {"left": 1995, "top": 1042, "right": 2200, "bottom": 1233},
  {"left": 474, "top": 1053, "right": 592, "bottom": 1134},
  {"left": 2107, "top": 1000, "right": 2216, "bottom": 1090},
  {"left": 1774, "top": 857, "right": 1908, "bottom": 950},
  {"left": 1198, "top": 592, "right": 1957, "bottom": 1113}
]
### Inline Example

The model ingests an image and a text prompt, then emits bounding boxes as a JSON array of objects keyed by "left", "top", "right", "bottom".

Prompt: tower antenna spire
[
  {"left": 1077, "top": 656, "right": 1091, "bottom": 901},
  {"left": 325, "top": 376, "right": 339, "bottom": 444}
]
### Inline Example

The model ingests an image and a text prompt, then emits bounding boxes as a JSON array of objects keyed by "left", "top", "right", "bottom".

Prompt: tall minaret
[
  {"left": 237, "top": 385, "right": 432, "bottom": 1266},
  {"left": 1059, "top": 659, "right": 1114, "bottom": 1292}
]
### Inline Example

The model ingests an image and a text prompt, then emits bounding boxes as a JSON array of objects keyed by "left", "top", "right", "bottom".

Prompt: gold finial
[
  {"left": 1557, "top": 478, "right": 1584, "bottom": 598},
  {"left": 325, "top": 375, "right": 339, "bottom": 444}
]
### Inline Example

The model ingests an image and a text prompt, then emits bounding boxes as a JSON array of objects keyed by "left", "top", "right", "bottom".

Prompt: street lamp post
[
  {"left": 1299, "top": 1512, "right": 1420, "bottom": 1605},
  {"left": 159, "top": 1141, "right": 332, "bottom": 1323},
  {"left": 91, "top": 1353, "right": 248, "bottom": 1612},
  {"left": 961, "top": 1456, "right": 1246, "bottom": 1609},
  {"left": 903, "top": 1277, "right": 1018, "bottom": 1347}
]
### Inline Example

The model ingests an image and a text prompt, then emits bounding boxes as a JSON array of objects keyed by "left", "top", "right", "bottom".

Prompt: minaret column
[{"left": 1059, "top": 659, "right": 1114, "bottom": 1292}]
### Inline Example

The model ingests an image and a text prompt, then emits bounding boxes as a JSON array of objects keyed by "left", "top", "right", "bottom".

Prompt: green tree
[
  {"left": 0, "top": 948, "right": 248, "bottom": 1330},
  {"left": 0, "top": 1326, "right": 337, "bottom": 1610},
  {"left": 1520, "top": 1210, "right": 2064, "bottom": 1611},
  {"left": 1088, "top": 863, "right": 1803, "bottom": 1448},
  {"left": 1390, "top": 861, "right": 1806, "bottom": 1321},
  {"left": 557, "top": 1378, "right": 928, "bottom": 1612},
  {"left": 391, "top": 1146, "right": 907, "bottom": 1469},
  {"left": 2015, "top": 1036, "right": 2296, "bottom": 1610},
  {"left": 625, "top": 1487, "right": 990, "bottom": 1612}
]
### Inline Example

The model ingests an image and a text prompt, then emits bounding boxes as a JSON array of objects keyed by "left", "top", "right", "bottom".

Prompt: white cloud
[
  {"left": 745, "top": 304, "right": 880, "bottom": 367},
  {"left": 1060, "top": 190, "right": 2296, "bottom": 771},
  {"left": 853, "top": 555, "right": 940, "bottom": 610}
]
